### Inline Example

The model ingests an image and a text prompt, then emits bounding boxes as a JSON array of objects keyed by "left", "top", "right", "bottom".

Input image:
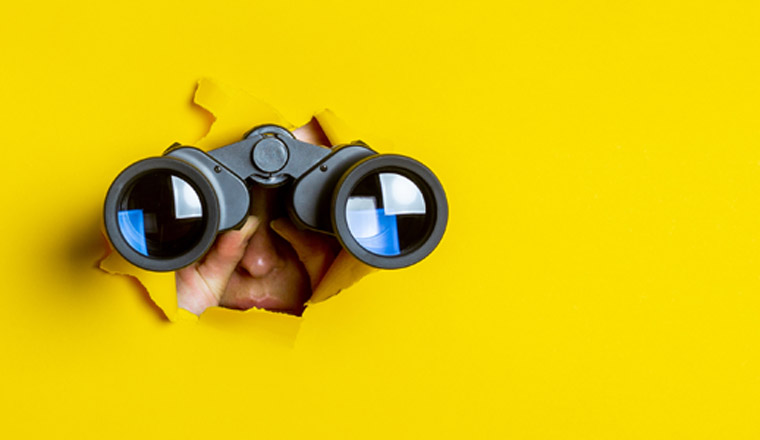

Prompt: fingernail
[{"left": 243, "top": 216, "right": 260, "bottom": 235}]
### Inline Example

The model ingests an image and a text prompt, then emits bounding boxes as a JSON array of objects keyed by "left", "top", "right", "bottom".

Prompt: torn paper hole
[{"left": 99, "top": 78, "right": 376, "bottom": 326}]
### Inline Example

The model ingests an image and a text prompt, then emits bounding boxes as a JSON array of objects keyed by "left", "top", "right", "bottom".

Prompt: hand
[
  {"left": 176, "top": 119, "right": 341, "bottom": 316},
  {"left": 176, "top": 215, "right": 260, "bottom": 315}
]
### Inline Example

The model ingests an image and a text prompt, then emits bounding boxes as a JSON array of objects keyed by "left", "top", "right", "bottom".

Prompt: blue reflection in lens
[
  {"left": 346, "top": 208, "right": 400, "bottom": 256},
  {"left": 118, "top": 209, "right": 148, "bottom": 256}
]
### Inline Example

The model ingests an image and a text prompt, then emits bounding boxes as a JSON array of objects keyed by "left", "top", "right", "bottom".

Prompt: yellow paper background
[{"left": 2, "top": 1, "right": 760, "bottom": 438}]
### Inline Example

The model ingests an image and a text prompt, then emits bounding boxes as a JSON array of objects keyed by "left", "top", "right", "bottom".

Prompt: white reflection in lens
[
  {"left": 380, "top": 173, "right": 425, "bottom": 216},
  {"left": 346, "top": 196, "right": 380, "bottom": 238},
  {"left": 171, "top": 176, "right": 203, "bottom": 219}
]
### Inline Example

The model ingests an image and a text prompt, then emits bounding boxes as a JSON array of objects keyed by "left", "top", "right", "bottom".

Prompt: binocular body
[{"left": 104, "top": 125, "right": 448, "bottom": 271}]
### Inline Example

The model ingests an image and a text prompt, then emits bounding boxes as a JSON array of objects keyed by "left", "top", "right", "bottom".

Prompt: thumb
[
  {"left": 197, "top": 216, "right": 260, "bottom": 295},
  {"left": 176, "top": 216, "right": 260, "bottom": 314}
]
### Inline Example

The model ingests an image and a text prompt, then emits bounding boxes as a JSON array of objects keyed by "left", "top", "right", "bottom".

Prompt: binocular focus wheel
[
  {"left": 104, "top": 125, "right": 448, "bottom": 273},
  {"left": 244, "top": 125, "right": 295, "bottom": 140}
]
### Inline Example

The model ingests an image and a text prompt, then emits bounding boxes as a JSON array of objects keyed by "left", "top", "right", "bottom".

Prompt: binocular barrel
[{"left": 104, "top": 124, "right": 448, "bottom": 271}]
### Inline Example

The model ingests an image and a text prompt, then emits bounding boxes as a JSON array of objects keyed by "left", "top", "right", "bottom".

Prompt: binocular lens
[
  {"left": 117, "top": 170, "right": 208, "bottom": 258},
  {"left": 332, "top": 154, "right": 447, "bottom": 269},
  {"left": 346, "top": 172, "right": 430, "bottom": 256},
  {"left": 105, "top": 129, "right": 447, "bottom": 272}
]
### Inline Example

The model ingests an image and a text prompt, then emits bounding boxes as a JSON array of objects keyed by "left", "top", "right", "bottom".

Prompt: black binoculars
[{"left": 104, "top": 124, "right": 448, "bottom": 271}]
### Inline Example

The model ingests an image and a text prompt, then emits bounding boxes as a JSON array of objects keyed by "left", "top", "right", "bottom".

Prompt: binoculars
[{"left": 104, "top": 124, "right": 448, "bottom": 272}]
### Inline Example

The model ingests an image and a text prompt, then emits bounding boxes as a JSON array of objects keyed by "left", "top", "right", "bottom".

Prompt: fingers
[
  {"left": 198, "top": 216, "right": 261, "bottom": 294},
  {"left": 176, "top": 216, "right": 260, "bottom": 314},
  {"left": 176, "top": 268, "right": 218, "bottom": 316},
  {"left": 270, "top": 218, "right": 339, "bottom": 290}
]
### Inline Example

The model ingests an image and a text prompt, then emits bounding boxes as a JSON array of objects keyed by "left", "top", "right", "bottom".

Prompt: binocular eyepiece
[{"left": 104, "top": 125, "right": 448, "bottom": 272}]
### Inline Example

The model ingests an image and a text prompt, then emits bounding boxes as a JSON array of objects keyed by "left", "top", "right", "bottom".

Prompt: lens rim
[
  {"left": 332, "top": 154, "right": 448, "bottom": 269},
  {"left": 104, "top": 157, "right": 220, "bottom": 272}
]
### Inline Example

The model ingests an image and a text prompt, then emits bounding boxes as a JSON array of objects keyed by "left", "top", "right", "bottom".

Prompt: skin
[{"left": 176, "top": 120, "right": 341, "bottom": 316}]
